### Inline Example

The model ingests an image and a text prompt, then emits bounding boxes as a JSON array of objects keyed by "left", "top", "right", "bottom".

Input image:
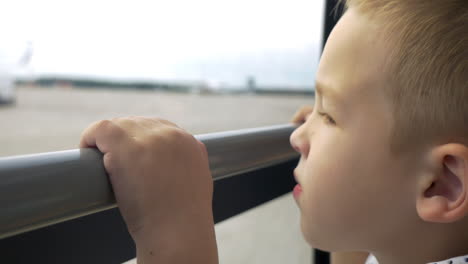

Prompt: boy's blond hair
[{"left": 341, "top": 0, "right": 468, "bottom": 153}]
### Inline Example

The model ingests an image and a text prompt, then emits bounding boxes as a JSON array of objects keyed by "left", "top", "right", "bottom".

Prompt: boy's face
[{"left": 290, "top": 8, "right": 419, "bottom": 251}]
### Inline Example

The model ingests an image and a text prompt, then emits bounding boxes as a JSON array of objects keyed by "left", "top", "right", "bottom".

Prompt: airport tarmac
[{"left": 0, "top": 86, "right": 314, "bottom": 263}]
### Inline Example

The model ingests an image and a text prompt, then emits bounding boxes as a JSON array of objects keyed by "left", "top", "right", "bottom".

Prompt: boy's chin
[{"left": 301, "top": 223, "right": 351, "bottom": 252}]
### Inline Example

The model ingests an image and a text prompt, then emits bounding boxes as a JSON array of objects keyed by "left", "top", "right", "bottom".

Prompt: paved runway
[{"left": 0, "top": 86, "right": 313, "bottom": 263}]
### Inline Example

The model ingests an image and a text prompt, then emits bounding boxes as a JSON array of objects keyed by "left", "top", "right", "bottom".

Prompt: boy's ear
[{"left": 416, "top": 143, "right": 468, "bottom": 223}]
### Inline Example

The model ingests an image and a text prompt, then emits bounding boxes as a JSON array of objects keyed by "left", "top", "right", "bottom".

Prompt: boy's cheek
[
  {"left": 300, "top": 188, "right": 367, "bottom": 251},
  {"left": 298, "top": 159, "right": 370, "bottom": 249},
  {"left": 299, "top": 160, "right": 403, "bottom": 251},
  {"left": 299, "top": 194, "right": 353, "bottom": 251}
]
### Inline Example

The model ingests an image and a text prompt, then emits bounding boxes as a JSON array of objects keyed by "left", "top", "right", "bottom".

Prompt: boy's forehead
[{"left": 317, "top": 8, "right": 392, "bottom": 100}]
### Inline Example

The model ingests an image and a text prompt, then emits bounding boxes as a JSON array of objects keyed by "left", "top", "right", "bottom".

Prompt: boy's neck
[{"left": 372, "top": 220, "right": 468, "bottom": 264}]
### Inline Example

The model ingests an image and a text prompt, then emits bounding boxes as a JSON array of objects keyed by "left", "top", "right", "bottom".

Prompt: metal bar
[
  {"left": 0, "top": 124, "right": 298, "bottom": 240},
  {"left": 0, "top": 159, "right": 298, "bottom": 264},
  {"left": 315, "top": 249, "right": 331, "bottom": 264}
]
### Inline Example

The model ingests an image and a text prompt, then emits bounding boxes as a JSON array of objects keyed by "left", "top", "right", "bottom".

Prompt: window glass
[
  {"left": 1, "top": 0, "right": 323, "bottom": 262},
  {"left": 1, "top": 0, "right": 322, "bottom": 157}
]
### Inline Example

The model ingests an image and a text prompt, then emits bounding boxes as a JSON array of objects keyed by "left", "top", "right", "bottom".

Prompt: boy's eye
[{"left": 317, "top": 111, "right": 336, "bottom": 125}]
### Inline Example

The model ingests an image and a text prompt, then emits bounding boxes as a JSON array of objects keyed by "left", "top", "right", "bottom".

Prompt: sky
[{"left": 0, "top": 0, "right": 324, "bottom": 87}]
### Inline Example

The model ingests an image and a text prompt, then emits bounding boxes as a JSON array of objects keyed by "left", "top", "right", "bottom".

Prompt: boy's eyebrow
[{"left": 315, "top": 81, "right": 341, "bottom": 104}]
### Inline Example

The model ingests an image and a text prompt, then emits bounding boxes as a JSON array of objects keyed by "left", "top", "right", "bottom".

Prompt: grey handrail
[{"left": 0, "top": 124, "right": 298, "bottom": 240}]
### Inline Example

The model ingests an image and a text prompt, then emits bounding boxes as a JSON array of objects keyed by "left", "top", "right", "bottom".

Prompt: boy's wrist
[{"left": 133, "top": 208, "right": 218, "bottom": 264}]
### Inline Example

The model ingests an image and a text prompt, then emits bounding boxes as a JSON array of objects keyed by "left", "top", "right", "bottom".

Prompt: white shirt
[{"left": 365, "top": 254, "right": 468, "bottom": 264}]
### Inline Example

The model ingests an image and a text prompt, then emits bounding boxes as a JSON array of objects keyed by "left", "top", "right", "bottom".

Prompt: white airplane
[{"left": 0, "top": 41, "right": 32, "bottom": 105}]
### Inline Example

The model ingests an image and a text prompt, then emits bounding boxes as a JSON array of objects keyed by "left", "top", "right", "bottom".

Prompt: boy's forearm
[{"left": 331, "top": 252, "right": 369, "bottom": 264}]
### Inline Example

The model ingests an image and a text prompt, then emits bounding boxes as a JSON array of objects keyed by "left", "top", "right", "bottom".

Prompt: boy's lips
[
  {"left": 293, "top": 184, "right": 302, "bottom": 199},
  {"left": 293, "top": 169, "right": 303, "bottom": 199}
]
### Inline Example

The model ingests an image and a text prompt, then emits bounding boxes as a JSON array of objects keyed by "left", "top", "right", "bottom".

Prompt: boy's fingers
[
  {"left": 291, "top": 105, "right": 314, "bottom": 123},
  {"left": 112, "top": 116, "right": 180, "bottom": 133},
  {"left": 79, "top": 120, "right": 102, "bottom": 148},
  {"left": 197, "top": 140, "right": 208, "bottom": 157},
  {"left": 79, "top": 116, "right": 181, "bottom": 151},
  {"left": 142, "top": 117, "right": 181, "bottom": 132},
  {"left": 110, "top": 117, "right": 145, "bottom": 136},
  {"left": 79, "top": 119, "right": 128, "bottom": 153}
]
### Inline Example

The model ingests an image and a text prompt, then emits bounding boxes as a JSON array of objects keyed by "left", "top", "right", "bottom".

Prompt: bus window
[{"left": 1, "top": 0, "right": 324, "bottom": 263}]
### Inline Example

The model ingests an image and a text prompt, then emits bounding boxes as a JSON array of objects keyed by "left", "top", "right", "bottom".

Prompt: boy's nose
[{"left": 290, "top": 124, "right": 310, "bottom": 159}]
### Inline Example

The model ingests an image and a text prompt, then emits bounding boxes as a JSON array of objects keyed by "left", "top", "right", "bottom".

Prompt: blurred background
[{"left": 0, "top": 0, "right": 323, "bottom": 262}]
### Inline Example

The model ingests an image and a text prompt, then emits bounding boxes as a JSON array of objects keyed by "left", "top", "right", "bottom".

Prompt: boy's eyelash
[{"left": 317, "top": 111, "right": 336, "bottom": 125}]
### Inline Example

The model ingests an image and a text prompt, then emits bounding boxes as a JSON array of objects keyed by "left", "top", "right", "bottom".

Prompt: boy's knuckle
[
  {"left": 97, "top": 119, "right": 112, "bottom": 128},
  {"left": 151, "top": 117, "right": 164, "bottom": 123},
  {"left": 197, "top": 140, "right": 209, "bottom": 156},
  {"left": 131, "top": 140, "right": 145, "bottom": 154},
  {"left": 127, "top": 115, "right": 140, "bottom": 121},
  {"left": 103, "top": 153, "right": 117, "bottom": 174},
  {"left": 96, "top": 120, "right": 114, "bottom": 133},
  {"left": 166, "top": 127, "right": 186, "bottom": 139},
  {"left": 111, "top": 117, "right": 128, "bottom": 125},
  {"left": 115, "top": 118, "right": 134, "bottom": 126},
  {"left": 160, "top": 119, "right": 179, "bottom": 128},
  {"left": 197, "top": 140, "right": 207, "bottom": 150},
  {"left": 146, "top": 117, "right": 163, "bottom": 126},
  {"left": 98, "top": 119, "right": 127, "bottom": 137}
]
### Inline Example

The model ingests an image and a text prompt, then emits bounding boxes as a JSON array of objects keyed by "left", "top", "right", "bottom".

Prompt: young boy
[{"left": 79, "top": 0, "right": 467, "bottom": 263}]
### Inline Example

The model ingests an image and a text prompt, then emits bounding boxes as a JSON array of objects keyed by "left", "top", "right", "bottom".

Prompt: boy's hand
[
  {"left": 79, "top": 117, "right": 217, "bottom": 263},
  {"left": 291, "top": 105, "right": 314, "bottom": 124}
]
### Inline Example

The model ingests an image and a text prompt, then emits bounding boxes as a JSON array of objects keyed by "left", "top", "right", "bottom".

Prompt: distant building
[{"left": 247, "top": 76, "right": 256, "bottom": 93}]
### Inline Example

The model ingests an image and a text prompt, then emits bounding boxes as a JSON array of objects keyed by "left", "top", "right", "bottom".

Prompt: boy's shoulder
[{"left": 365, "top": 254, "right": 468, "bottom": 264}]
